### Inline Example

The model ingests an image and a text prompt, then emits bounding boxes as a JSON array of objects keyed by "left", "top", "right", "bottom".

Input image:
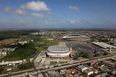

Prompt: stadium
[
  {"left": 46, "top": 46, "right": 71, "bottom": 59},
  {"left": 63, "top": 34, "right": 90, "bottom": 41}
]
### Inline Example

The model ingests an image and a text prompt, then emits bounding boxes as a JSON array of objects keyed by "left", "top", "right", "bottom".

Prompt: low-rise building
[
  {"left": 2, "top": 47, "right": 16, "bottom": 51},
  {"left": 0, "top": 47, "right": 17, "bottom": 57},
  {"left": 103, "top": 61, "right": 115, "bottom": 67},
  {"left": 0, "top": 49, "right": 7, "bottom": 56},
  {"left": 18, "top": 41, "right": 28, "bottom": 45},
  {"left": 98, "top": 63, "right": 104, "bottom": 67},
  {"left": 38, "top": 73, "right": 43, "bottom": 77},
  {"left": 47, "top": 70, "right": 61, "bottom": 77},
  {"left": 84, "top": 69, "right": 93, "bottom": 76},
  {"left": 76, "top": 65, "right": 88, "bottom": 72},
  {"left": 0, "top": 60, "right": 23, "bottom": 66}
]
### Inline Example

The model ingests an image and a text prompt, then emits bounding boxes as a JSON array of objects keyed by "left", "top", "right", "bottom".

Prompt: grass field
[
  {"left": 59, "top": 61, "right": 67, "bottom": 64},
  {"left": 50, "top": 61, "right": 57, "bottom": 65}
]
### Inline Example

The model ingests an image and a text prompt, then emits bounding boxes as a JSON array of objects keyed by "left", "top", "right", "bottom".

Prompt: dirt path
[{"left": 58, "top": 41, "right": 66, "bottom": 46}]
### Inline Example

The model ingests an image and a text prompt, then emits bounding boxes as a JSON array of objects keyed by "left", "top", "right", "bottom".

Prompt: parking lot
[
  {"left": 89, "top": 43, "right": 106, "bottom": 55},
  {"left": 66, "top": 42, "right": 106, "bottom": 59}
]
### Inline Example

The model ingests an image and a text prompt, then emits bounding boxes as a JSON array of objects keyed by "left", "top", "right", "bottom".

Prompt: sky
[{"left": 0, "top": 0, "right": 116, "bottom": 29}]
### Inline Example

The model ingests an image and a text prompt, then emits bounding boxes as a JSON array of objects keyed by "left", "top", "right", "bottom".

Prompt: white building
[
  {"left": 18, "top": 41, "right": 28, "bottom": 45},
  {"left": 0, "top": 60, "right": 23, "bottom": 66},
  {"left": 0, "top": 49, "right": 7, "bottom": 56},
  {"left": 84, "top": 69, "right": 93, "bottom": 76},
  {"left": 76, "top": 65, "right": 88, "bottom": 72}
]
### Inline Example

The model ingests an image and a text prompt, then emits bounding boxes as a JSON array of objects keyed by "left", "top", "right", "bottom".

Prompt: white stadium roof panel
[{"left": 47, "top": 46, "right": 69, "bottom": 52}]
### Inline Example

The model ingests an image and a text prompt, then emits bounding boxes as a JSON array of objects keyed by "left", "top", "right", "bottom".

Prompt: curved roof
[
  {"left": 47, "top": 51, "right": 70, "bottom": 57},
  {"left": 63, "top": 34, "right": 89, "bottom": 39},
  {"left": 47, "top": 46, "right": 69, "bottom": 52}
]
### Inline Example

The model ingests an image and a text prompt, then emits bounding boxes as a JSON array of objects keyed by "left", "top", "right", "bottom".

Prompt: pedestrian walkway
[
  {"left": 45, "top": 60, "right": 50, "bottom": 65},
  {"left": 40, "top": 58, "right": 45, "bottom": 64}
]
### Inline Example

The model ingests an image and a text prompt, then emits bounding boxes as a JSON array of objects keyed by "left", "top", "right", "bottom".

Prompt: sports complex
[
  {"left": 63, "top": 34, "right": 90, "bottom": 41},
  {"left": 46, "top": 46, "right": 72, "bottom": 59}
]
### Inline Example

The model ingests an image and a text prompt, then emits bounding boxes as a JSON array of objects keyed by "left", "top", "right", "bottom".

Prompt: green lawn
[
  {"left": 50, "top": 61, "right": 57, "bottom": 65},
  {"left": 50, "top": 61, "right": 67, "bottom": 65},
  {"left": 59, "top": 61, "right": 67, "bottom": 64}
]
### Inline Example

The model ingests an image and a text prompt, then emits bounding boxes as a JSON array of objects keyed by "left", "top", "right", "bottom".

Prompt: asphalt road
[{"left": 32, "top": 51, "right": 41, "bottom": 69}]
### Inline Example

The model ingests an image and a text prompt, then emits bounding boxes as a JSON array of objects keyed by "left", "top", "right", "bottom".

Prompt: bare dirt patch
[
  {"left": 0, "top": 38, "right": 18, "bottom": 46},
  {"left": 46, "top": 38, "right": 54, "bottom": 40},
  {"left": 58, "top": 41, "right": 66, "bottom": 46}
]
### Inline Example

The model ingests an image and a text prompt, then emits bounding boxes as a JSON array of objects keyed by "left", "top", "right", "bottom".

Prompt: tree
[
  {"left": 81, "top": 51, "right": 85, "bottom": 54},
  {"left": 95, "top": 53, "right": 99, "bottom": 57},
  {"left": 83, "top": 53, "right": 89, "bottom": 58},
  {"left": 110, "top": 42, "right": 114, "bottom": 45},
  {"left": 79, "top": 51, "right": 84, "bottom": 57},
  {"left": 104, "top": 52, "right": 108, "bottom": 55},
  {"left": 17, "top": 62, "right": 32, "bottom": 70},
  {"left": 94, "top": 50, "right": 97, "bottom": 53},
  {"left": 73, "top": 52, "right": 79, "bottom": 60},
  {"left": 0, "top": 66, "right": 5, "bottom": 73}
]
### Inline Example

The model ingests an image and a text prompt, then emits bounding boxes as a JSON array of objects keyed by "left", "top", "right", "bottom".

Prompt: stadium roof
[
  {"left": 63, "top": 34, "right": 89, "bottom": 38},
  {"left": 47, "top": 46, "right": 69, "bottom": 52}
]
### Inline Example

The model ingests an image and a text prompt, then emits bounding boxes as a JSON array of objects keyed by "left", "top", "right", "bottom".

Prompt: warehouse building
[{"left": 92, "top": 42, "right": 116, "bottom": 52}]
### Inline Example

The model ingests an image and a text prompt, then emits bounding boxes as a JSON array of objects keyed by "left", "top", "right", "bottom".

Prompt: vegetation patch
[
  {"left": 79, "top": 51, "right": 90, "bottom": 58},
  {"left": 17, "top": 62, "right": 32, "bottom": 70},
  {"left": 0, "top": 42, "right": 37, "bottom": 61},
  {"left": 59, "top": 61, "right": 67, "bottom": 64},
  {"left": 50, "top": 61, "right": 57, "bottom": 65}
]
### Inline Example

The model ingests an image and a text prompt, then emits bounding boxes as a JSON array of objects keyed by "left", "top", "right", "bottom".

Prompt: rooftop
[
  {"left": 92, "top": 42, "right": 116, "bottom": 49},
  {"left": 63, "top": 34, "right": 89, "bottom": 39},
  {"left": 47, "top": 46, "right": 69, "bottom": 52}
]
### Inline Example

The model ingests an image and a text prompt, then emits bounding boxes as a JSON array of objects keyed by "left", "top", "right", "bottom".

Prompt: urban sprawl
[{"left": 0, "top": 29, "right": 116, "bottom": 77}]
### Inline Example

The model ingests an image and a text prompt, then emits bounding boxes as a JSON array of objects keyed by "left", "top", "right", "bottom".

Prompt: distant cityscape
[{"left": 0, "top": 29, "right": 116, "bottom": 77}]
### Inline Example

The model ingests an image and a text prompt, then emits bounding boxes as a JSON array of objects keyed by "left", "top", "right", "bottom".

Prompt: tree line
[{"left": 0, "top": 30, "right": 39, "bottom": 41}]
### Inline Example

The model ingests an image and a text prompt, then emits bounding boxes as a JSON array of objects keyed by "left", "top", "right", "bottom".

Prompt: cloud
[
  {"left": 94, "top": 6, "right": 99, "bottom": 8},
  {"left": 47, "top": 12, "right": 56, "bottom": 15},
  {"left": 4, "top": 6, "right": 26, "bottom": 16},
  {"left": 19, "top": 19, "right": 33, "bottom": 23},
  {"left": 30, "top": 13, "right": 44, "bottom": 18},
  {"left": 20, "top": 20, "right": 24, "bottom": 23},
  {"left": 68, "top": 6, "right": 79, "bottom": 11},
  {"left": 54, "top": 22, "right": 56, "bottom": 24},
  {"left": 20, "top": 1, "right": 50, "bottom": 12},
  {"left": 4, "top": 6, "right": 14, "bottom": 13},
  {"left": 15, "top": 9, "right": 26, "bottom": 16},
  {"left": 44, "top": 21, "right": 48, "bottom": 24},
  {"left": 70, "top": 20, "right": 75, "bottom": 24}
]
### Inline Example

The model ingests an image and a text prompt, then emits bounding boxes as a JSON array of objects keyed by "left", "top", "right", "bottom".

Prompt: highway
[{"left": 1, "top": 55, "right": 116, "bottom": 77}]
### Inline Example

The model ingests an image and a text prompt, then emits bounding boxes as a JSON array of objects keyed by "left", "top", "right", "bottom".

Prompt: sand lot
[
  {"left": 58, "top": 41, "right": 66, "bottom": 46},
  {"left": 46, "top": 38, "right": 54, "bottom": 40}
]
